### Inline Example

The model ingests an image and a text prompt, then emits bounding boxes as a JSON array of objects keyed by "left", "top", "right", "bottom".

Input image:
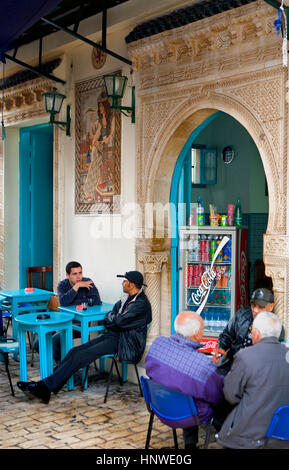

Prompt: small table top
[
  {"left": 15, "top": 311, "right": 74, "bottom": 327},
  {"left": 0, "top": 288, "right": 53, "bottom": 299},
  {"left": 58, "top": 302, "right": 114, "bottom": 318}
]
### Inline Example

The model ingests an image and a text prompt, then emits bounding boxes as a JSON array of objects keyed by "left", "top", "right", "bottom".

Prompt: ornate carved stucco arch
[
  {"left": 146, "top": 92, "right": 281, "bottom": 235},
  {"left": 137, "top": 83, "right": 288, "bottom": 343}
]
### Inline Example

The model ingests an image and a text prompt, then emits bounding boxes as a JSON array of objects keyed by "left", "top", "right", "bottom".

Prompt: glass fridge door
[{"left": 179, "top": 226, "right": 236, "bottom": 337}]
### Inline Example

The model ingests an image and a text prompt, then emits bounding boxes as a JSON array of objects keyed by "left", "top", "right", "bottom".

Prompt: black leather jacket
[
  {"left": 104, "top": 289, "right": 152, "bottom": 363},
  {"left": 216, "top": 306, "right": 284, "bottom": 375}
]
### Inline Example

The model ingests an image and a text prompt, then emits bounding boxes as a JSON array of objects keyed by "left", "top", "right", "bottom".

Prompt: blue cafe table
[
  {"left": 15, "top": 311, "right": 74, "bottom": 391},
  {"left": 58, "top": 302, "right": 127, "bottom": 388},
  {"left": 0, "top": 288, "right": 54, "bottom": 341}
]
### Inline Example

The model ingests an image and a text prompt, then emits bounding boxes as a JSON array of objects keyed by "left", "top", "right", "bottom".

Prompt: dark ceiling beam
[
  {"left": 3, "top": 53, "right": 66, "bottom": 85},
  {"left": 10, "top": 0, "right": 128, "bottom": 49},
  {"left": 41, "top": 16, "right": 132, "bottom": 66}
]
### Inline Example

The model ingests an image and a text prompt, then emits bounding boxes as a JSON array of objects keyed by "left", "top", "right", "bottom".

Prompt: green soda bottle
[
  {"left": 197, "top": 196, "right": 205, "bottom": 226},
  {"left": 234, "top": 198, "right": 242, "bottom": 227}
]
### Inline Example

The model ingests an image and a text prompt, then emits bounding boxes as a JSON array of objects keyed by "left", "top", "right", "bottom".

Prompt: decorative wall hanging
[
  {"left": 75, "top": 74, "right": 121, "bottom": 215},
  {"left": 91, "top": 44, "right": 107, "bottom": 70}
]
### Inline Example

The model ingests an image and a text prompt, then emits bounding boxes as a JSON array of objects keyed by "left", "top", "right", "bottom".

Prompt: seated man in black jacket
[
  {"left": 212, "top": 287, "right": 284, "bottom": 375},
  {"left": 17, "top": 271, "right": 152, "bottom": 404}
]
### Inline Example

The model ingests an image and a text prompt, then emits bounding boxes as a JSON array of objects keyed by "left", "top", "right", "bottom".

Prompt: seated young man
[{"left": 33, "top": 261, "right": 101, "bottom": 362}]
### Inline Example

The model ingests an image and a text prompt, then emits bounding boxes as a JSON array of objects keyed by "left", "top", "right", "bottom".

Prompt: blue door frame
[
  {"left": 19, "top": 124, "right": 53, "bottom": 289},
  {"left": 169, "top": 112, "right": 221, "bottom": 332}
]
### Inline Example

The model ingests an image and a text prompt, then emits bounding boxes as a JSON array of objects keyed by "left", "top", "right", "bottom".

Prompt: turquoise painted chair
[{"left": 0, "top": 338, "right": 19, "bottom": 396}]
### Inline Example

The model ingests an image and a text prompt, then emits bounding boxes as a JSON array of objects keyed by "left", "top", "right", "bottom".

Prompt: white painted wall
[{"left": 55, "top": 26, "right": 138, "bottom": 303}]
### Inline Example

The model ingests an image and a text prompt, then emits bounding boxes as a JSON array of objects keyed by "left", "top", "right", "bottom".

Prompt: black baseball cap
[
  {"left": 250, "top": 288, "right": 274, "bottom": 307},
  {"left": 117, "top": 271, "right": 147, "bottom": 287}
]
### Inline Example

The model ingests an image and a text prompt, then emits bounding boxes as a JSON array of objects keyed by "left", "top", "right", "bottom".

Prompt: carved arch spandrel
[{"left": 138, "top": 91, "right": 283, "bottom": 238}]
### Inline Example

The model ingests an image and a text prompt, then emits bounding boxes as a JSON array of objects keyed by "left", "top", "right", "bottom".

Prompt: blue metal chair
[
  {"left": 0, "top": 338, "right": 19, "bottom": 396},
  {"left": 265, "top": 405, "right": 289, "bottom": 445},
  {"left": 81, "top": 354, "right": 131, "bottom": 403},
  {"left": 140, "top": 376, "right": 213, "bottom": 449}
]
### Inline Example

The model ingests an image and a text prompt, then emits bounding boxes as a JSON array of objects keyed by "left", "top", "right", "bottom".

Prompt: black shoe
[{"left": 17, "top": 380, "right": 51, "bottom": 404}]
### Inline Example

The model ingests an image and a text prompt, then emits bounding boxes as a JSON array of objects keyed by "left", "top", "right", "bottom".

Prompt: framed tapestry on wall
[{"left": 75, "top": 74, "right": 121, "bottom": 214}]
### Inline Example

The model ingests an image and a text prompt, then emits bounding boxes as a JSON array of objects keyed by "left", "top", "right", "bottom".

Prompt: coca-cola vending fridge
[{"left": 178, "top": 225, "right": 248, "bottom": 347}]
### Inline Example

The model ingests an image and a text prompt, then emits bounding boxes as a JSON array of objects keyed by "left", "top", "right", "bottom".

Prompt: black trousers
[
  {"left": 182, "top": 426, "right": 199, "bottom": 447},
  {"left": 43, "top": 331, "right": 119, "bottom": 394}
]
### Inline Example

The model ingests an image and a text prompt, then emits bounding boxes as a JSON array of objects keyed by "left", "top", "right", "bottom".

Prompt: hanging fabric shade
[{"left": 0, "top": 0, "right": 63, "bottom": 58}]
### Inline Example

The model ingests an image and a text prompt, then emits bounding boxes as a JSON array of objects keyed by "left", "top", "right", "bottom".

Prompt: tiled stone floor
[{"left": 0, "top": 346, "right": 222, "bottom": 450}]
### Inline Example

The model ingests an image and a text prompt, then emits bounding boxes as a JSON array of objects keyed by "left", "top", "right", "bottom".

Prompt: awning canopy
[
  {"left": 0, "top": 0, "right": 130, "bottom": 85},
  {"left": 0, "top": 0, "right": 63, "bottom": 56}
]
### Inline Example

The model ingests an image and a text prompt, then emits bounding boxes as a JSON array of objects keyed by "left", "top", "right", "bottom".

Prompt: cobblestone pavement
[{"left": 0, "top": 347, "right": 222, "bottom": 450}]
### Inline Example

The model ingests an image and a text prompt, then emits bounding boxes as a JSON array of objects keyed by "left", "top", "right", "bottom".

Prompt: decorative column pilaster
[
  {"left": 264, "top": 234, "right": 289, "bottom": 339},
  {"left": 138, "top": 252, "right": 168, "bottom": 341}
]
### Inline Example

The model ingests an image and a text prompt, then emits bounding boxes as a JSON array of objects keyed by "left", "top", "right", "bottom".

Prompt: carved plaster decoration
[
  {"left": 264, "top": 263, "right": 288, "bottom": 338},
  {"left": 0, "top": 77, "right": 52, "bottom": 124},
  {"left": 138, "top": 84, "right": 284, "bottom": 235},
  {"left": 264, "top": 235, "right": 289, "bottom": 257},
  {"left": 138, "top": 253, "right": 168, "bottom": 344}
]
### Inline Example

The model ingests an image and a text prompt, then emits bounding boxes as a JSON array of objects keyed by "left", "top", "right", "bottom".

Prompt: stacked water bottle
[{"left": 201, "top": 308, "right": 230, "bottom": 334}]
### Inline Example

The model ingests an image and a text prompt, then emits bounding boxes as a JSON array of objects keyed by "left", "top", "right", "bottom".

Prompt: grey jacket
[{"left": 217, "top": 337, "right": 289, "bottom": 449}]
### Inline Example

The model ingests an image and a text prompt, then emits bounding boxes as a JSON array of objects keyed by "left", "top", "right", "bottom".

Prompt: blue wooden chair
[
  {"left": 265, "top": 405, "right": 289, "bottom": 446},
  {"left": 0, "top": 338, "right": 19, "bottom": 396},
  {"left": 140, "top": 376, "right": 213, "bottom": 449}
]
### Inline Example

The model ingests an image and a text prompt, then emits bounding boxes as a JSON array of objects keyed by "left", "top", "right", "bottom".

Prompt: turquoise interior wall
[{"left": 192, "top": 112, "right": 268, "bottom": 215}]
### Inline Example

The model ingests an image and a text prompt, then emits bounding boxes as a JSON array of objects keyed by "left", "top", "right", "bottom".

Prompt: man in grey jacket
[{"left": 217, "top": 311, "right": 289, "bottom": 449}]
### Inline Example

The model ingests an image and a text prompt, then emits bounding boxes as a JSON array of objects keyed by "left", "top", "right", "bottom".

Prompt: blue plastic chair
[
  {"left": 0, "top": 338, "right": 19, "bottom": 396},
  {"left": 140, "top": 376, "right": 213, "bottom": 449},
  {"left": 265, "top": 405, "right": 289, "bottom": 445}
]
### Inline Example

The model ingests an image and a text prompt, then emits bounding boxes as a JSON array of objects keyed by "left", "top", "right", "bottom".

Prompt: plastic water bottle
[
  {"left": 201, "top": 312, "right": 207, "bottom": 329},
  {"left": 210, "top": 311, "right": 216, "bottom": 332},
  {"left": 234, "top": 197, "right": 242, "bottom": 227},
  {"left": 197, "top": 196, "right": 205, "bottom": 226},
  {"left": 220, "top": 309, "right": 227, "bottom": 329},
  {"left": 215, "top": 310, "right": 222, "bottom": 333},
  {"left": 206, "top": 311, "right": 213, "bottom": 331}
]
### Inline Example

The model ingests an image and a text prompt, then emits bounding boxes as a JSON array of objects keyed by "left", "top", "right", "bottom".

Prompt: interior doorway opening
[{"left": 170, "top": 111, "right": 271, "bottom": 324}]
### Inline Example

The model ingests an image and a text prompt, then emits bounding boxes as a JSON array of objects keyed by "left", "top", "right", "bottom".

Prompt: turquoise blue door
[{"left": 19, "top": 125, "right": 53, "bottom": 289}]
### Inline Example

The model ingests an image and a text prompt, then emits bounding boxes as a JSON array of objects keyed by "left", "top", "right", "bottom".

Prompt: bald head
[{"left": 174, "top": 312, "right": 204, "bottom": 342}]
